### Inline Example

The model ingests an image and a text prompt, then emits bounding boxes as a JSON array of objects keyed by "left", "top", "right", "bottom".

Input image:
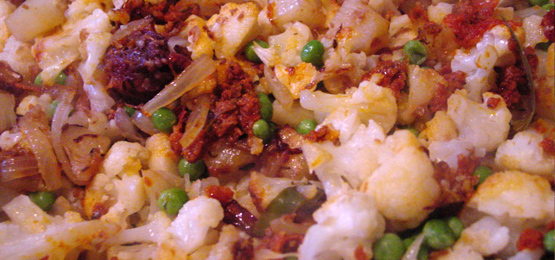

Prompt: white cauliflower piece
[
  {"left": 428, "top": 139, "right": 477, "bottom": 170},
  {"left": 181, "top": 15, "right": 215, "bottom": 60},
  {"left": 267, "top": 0, "right": 327, "bottom": 30},
  {"left": 300, "top": 74, "right": 398, "bottom": 133},
  {"left": 106, "top": 211, "right": 172, "bottom": 246},
  {"left": 274, "top": 62, "right": 319, "bottom": 99},
  {"left": 0, "top": 195, "right": 118, "bottom": 260},
  {"left": 0, "top": 36, "right": 36, "bottom": 77},
  {"left": 0, "top": 130, "right": 22, "bottom": 151},
  {"left": 421, "top": 111, "right": 458, "bottom": 143},
  {"left": 522, "top": 15, "right": 548, "bottom": 48},
  {"left": 102, "top": 141, "right": 150, "bottom": 177},
  {"left": 166, "top": 196, "right": 224, "bottom": 254},
  {"left": 399, "top": 65, "right": 447, "bottom": 124},
  {"left": 427, "top": 3, "right": 453, "bottom": 24},
  {"left": 206, "top": 2, "right": 260, "bottom": 59},
  {"left": 101, "top": 174, "right": 146, "bottom": 226},
  {"left": 447, "top": 90, "right": 511, "bottom": 152},
  {"left": 459, "top": 216, "right": 510, "bottom": 256},
  {"left": 146, "top": 133, "right": 180, "bottom": 176},
  {"left": 32, "top": 2, "right": 112, "bottom": 85},
  {"left": 361, "top": 130, "right": 441, "bottom": 231},
  {"left": 15, "top": 93, "right": 52, "bottom": 116},
  {"left": 254, "top": 21, "right": 312, "bottom": 67},
  {"left": 206, "top": 225, "right": 249, "bottom": 260},
  {"left": 388, "top": 14, "right": 417, "bottom": 48},
  {"left": 302, "top": 108, "right": 385, "bottom": 196},
  {"left": 495, "top": 130, "right": 555, "bottom": 176},
  {"left": 467, "top": 171, "right": 555, "bottom": 223},
  {"left": 0, "top": 0, "right": 14, "bottom": 51},
  {"left": 451, "top": 25, "right": 520, "bottom": 101},
  {"left": 298, "top": 190, "right": 385, "bottom": 260}
]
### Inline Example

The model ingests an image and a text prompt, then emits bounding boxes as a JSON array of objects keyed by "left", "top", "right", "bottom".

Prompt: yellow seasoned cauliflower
[
  {"left": 207, "top": 2, "right": 260, "bottom": 59},
  {"left": 15, "top": 93, "right": 52, "bottom": 116},
  {"left": 467, "top": 171, "right": 555, "bottom": 223},
  {"left": 0, "top": 0, "right": 14, "bottom": 51},
  {"left": 420, "top": 111, "right": 458, "bottom": 143},
  {"left": 388, "top": 14, "right": 417, "bottom": 48},
  {"left": 300, "top": 74, "right": 398, "bottom": 132},
  {"left": 458, "top": 216, "right": 510, "bottom": 256},
  {"left": 102, "top": 141, "right": 150, "bottom": 177},
  {"left": 298, "top": 190, "right": 385, "bottom": 260},
  {"left": 451, "top": 25, "right": 521, "bottom": 101},
  {"left": 361, "top": 130, "right": 441, "bottom": 231},
  {"left": 0, "top": 36, "right": 36, "bottom": 78},
  {"left": 275, "top": 62, "right": 319, "bottom": 99},
  {"left": 267, "top": 0, "right": 327, "bottom": 30},
  {"left": 446, "top": 90, "right": 511, "bottom": 152},
  {"left": 427, "top": 3, "right": 453, "bottom": 24},
  {"left": 0, "top": 195, "right": 118, "bottom": 260},
  {"left": 495, "top": 129, "right": 555, "bottom": 177},
  {"left": 32, "top": 0, "right": 112, "bottom": 85},
  {"left": 435, "top": 243, "right": 484, "bottom": 260},
  {"left": 181, "top": 15, "right": 215, "bottom": 60},
  {"left": 254, "top": 21, "right": 313, "bottom": 67},
  {"left": 146, "top": 133, "right": 180, "bottom": 176}
]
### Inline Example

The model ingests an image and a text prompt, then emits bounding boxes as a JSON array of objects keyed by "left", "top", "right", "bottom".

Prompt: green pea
[
  {"left": 423, "top": 219, "right": 456, "bottom": 250},
  {"left": 296, "top": 119, "right": 317, "bottom": 135},
  {"left": 445, "top": 216, "right": 464, "bottom": 239},
  {"left": 403, "top": 40, "right": 428, "bottom": 65},
  {"left": 473, "top": 165, "right": 493, "bottom": 185},
  {"left": 48, "top": 100, "right": 60, "bottom": 118},
  {"left": 529, "top": 0, "right": 548, "bottom": 6},
  {"left": 301, "top": 40, "right": 325, "bottom": 67},
  {"left": 124, "top": 106, "right": 136, "bottom": 117},
  {"left": 29, "top": 191, "right": 56, "bottom": 212},
  {"left": 178, "top": 158, "right": 207, "bottom": 181},
  {"left": 258, "top": 93, "right": 273, "bottom": 122},
  {"left": 545, "top": 230, "right": 555, "bottom": 253},
  {"left": 55, "top": 71, "right": 68, "bottom": 85},
  {"left": 403, "top": 236, "right": 429, "bottom": 260},
  {"left": 244, "top": 39, "right": 269, "bottom": 63},
  {"left": 374, "top": 233, "right": 407, "bottom": 260},
  {"left": 34, "top": 73, "right": 43, "bottom": 86},
  {"left": 253, "top": 119, "right": 271, "bottom": 142},
  {"left": 543, "top": 3, "right": 555, "bottom": 10},
  {"left": 158, "top": 188, "right": 189, "bottom": 215},
  {"left": 152, "top": 107, "right": 177, "bottom": 132}
]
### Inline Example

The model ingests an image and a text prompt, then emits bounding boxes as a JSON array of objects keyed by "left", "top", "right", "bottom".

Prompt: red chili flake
[
  {"left": 206, "top": 185, "right": 234, "bottom": 204},
  {"left": 517, "top": 228, "right": 544, "bottom": 251},
  {"left": 486, "top": 97, "right": 502, "bottom": 109}
]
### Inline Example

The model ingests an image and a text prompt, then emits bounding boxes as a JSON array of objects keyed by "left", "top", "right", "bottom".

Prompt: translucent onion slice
[
  {"left": 50, "top": 90, "right": 75, "bottom": 184},
  {"left": 19, "top": 114, "right": 62, "bottom": 190},
  {"left": 143, "top": 55, "right": 216, "bottom": 115},
  {"left": 132, "top": 111, "right": 159, "bottom": 136},
  {"left": 264, "top": 66, "right": 293, "bottom": 109},
  {"left": 114, "top": 107, "right": 146, "bottom": 145},
  {"left": 401, "top": 233, "right": 426, "bottom": 260},
  {"left": 179, "top": 94, "right": 211, "bottom": 149},
  {"left": 0, "top": 155, "right": 39, "bottom": 182}
]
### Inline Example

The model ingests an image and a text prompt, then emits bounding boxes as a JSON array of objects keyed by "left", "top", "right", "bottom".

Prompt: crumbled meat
[
  {"left": 541, "top": 10, "right": 555, "bottom": 42},
  {"left": 304, "top": 125, "right": 341, "bottom": 145},
  {"left": 362, "top": 60, "right": 408, "bottom": 100},
  {"left": 233, "top": 238, "right": 255, "bottom": 260},
  {"left": 111, "top": 0, "right": 199, "bottom": 29},
  {"left": 102, "top": 21, "right": 191, "bottom": 104},
  {"left": 433, "top": 155, "right": 480, "bottom": 205},
  {"left": 443, "top": 0, "right": 503, "bottom": 48},
  {"left": 539, "top": 138, "right": 555, "bottom": 157}
]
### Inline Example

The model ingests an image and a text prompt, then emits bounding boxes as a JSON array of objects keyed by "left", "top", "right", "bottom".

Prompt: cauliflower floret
[
  {"left": 399, "top": 65, "right": 447, "bottom": 124},
  {"left": 275, "top": 62, "right": 319, "bottom": 99},
  {"left": 495, "top": 130, "right": 555, "bottom": 176},
  {"left": 146, "top": 133, "right": 180, "bottom": 176},
  {"left": 302, "top": 108, "right": 385, "bottom": 195},
  {"left": 101, "top": 174, "right": 146, "bottom": 226},
  {"left": 254, "top": 21, "right": 312, "bottom": 67},
  {"left": 361, "top": 130, "right": 441, "bottom": 231},
  {"left": 467, "top": 171, "right": 555, "bottom": 223},
  {"left": 0, "top": 36, "right": 36, "bottom": 77},
  {"left": 181, "top": 15, "right": 215, "bottom": 60},
  {"left": 206, "top": 2, "right": 260, "bottom": 59},
  {"left": 522, "top": 14, "right": 548, "bottom": 48},
  {"left": 427, "top": 3, "right": 453, "bottom": 24},
  {"left": 267, "top": 0, "right": 327, "bottom": 30},
  {"left": 206, "top": 225, "right": 249, "bottom": 260},
  {"left": 15, "top": 93, "right": 52, "bottom": 116},
  {"left": 459, "top": 216, "right": 511, "bottom": 256},
  {"left": 420, "top": 111, "right": 458, "bottom": 143},
  {"left": 0, "top": 130, "right": 21, "bottom": 150},
  {"left": 32, "top": 1, "right": 112, "bottom": 85},
  {"left": 447, "top": 90, "right": 511, "bottom": 152},
  {"left": 300, "top": 74, "right": 398, "bottom": 132},
  {"left": 0, "top": 195, "right": 118, "bottom": 260},
  {"left": 298, "top": 190, "right": 385, "bottom": 260},
  {"left": 0, "top": 0, "right": 14, "bottom": 50},
  {"left": 388, "top": 14, "right": 417, "bottom": 48},
  {"left": 435, "top": 243, "right": 484, "bottom": 260},
  {"left": 102, "top": 141, "right": 150, "bottom": 177},
  {"left": 451, "top": 25, "right": 521, "bottom": 101}
]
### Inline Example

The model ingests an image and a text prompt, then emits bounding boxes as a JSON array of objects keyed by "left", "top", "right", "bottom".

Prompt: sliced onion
[
  {"left": 402, "top": 233, "right": 426, "bottom": 260},
  {"left": 110, "top": 17, "right": 152, "bottom": 45},
  {"left": 114, "top": 108, "right": 146, "bottom": 145},
  {"left": 143, "top": 55, "right": 216, "bottom": 115},
  {"left": 132, "top": 111, "right": 159, "bottom": 135},
  {"left": 19, "top": 111, "right": 62, "bottom": 190},
  {"left": 168, "top": 36, "right": 188, "bottom": 53},
  {"left": 0, "top": 155, "right": 39, "bottom": 182},
  {"left": 179, "top": 94, "right": 211, "bottom": 149},
  {"left": 265, "top": 66, "right": 293, "bottom": 109},
  {"left": 0, "top": 91, "right": 16, "bottom": 132},
  {"left": 515, "top": 6, "right": 547, "bottom": 19},
  {"left": 51, "top": 90, "right": 75, "bottom": 185}
]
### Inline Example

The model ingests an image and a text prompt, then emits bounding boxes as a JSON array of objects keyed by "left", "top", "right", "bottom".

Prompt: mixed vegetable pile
[{"left": 0, "top": 0, "right": 553, "bottom": 259}]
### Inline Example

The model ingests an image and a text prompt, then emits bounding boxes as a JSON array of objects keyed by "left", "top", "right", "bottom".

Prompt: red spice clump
[{"left": 444, "top": 0, "right": 503, "bottom": 48}]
